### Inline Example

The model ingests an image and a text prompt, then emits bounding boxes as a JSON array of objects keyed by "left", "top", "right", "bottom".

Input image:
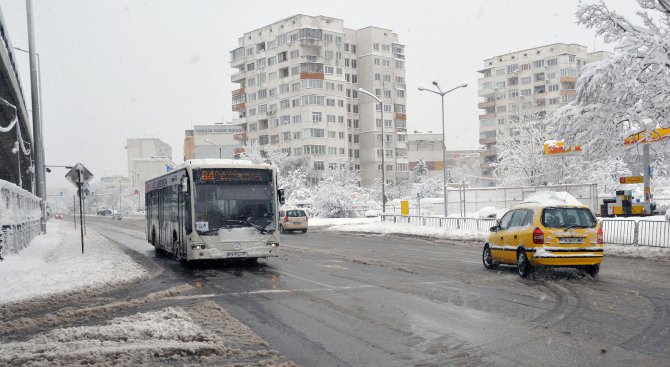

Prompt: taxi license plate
[
  {"left": 560, "top": 237, "right": 583, "bottom": 244},
  {"left": 226, "top": 251, "right": 247, "bottom": 258},
  {"left": 292, "top": 221, "right": 302, "bottom": 224}
]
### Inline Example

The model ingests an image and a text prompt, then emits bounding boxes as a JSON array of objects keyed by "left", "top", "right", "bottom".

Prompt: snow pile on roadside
[
  {"left": 0, "top": 220, "right": 147, "bottom": 305},
  {"left": 521, "top": 191, "right": 583, "bottom": 206},
  {"left": 0, "top": 301, "right": 297, "bottom": 366},
  {"left": 308, "top": 217, "right": 378, "bottom": 228},
  {"left": 605, "top": 244, "right": 670, "bottom": 260},
  {"left": 327, "top": 221, "right": 487, "bottom": 241}
]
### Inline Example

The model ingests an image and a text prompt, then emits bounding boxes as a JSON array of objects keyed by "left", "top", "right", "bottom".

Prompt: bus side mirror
[
  {"left": 278, "top": 189, "right": 286, "bottom": 205},
  {"left": 181, "top": 177, "right": 188, "bottom": 192}
]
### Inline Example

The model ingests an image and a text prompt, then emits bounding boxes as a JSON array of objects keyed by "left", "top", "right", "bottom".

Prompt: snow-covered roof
[
  {"left": 520, "top": 191, "right": 585, "bottom": 207},
  {"left": 183, "top": 158, "right": 252, "bottom": 166}
]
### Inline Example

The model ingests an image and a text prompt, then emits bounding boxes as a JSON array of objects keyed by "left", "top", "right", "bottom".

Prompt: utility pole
[{"left": 26, "top": 0, "right": 46, "bottom": 233}]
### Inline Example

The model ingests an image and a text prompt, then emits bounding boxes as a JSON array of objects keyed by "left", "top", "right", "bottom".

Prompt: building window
[{"left": 312, "top": 112, "right": 322, "bottom": 122}]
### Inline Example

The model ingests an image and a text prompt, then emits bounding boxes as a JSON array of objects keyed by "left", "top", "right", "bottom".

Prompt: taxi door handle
[{"left": 514, "top": 235, "right": 518, "bottom": 239}]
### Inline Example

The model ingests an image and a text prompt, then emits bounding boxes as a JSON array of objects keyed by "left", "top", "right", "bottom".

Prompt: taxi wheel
[
  {"left": 279, "top": 225, "right": 285, "bottom": 234},
  {"left": 584, "top": 264, "right": 600, "bottom": 277},
  {"left": 517, "top": 249, "right": 532, "bottom": 278},
  {"left": 301, "top": 229, "right": 307, "bottom": 233},
  {"left": 482, "top": 245, "right": 496, "bottom": 269}
]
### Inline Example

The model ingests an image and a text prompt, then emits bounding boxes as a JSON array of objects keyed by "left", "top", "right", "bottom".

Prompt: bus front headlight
[
  {"left": 191, "top": 244, "right": 206, "bottom": 250},
  {"left": 267, "top": 242, "right": 279, "bottom": 247}
]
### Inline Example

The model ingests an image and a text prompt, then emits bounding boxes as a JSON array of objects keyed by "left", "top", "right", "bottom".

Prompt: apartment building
[
  {"left": 230, "top": 15, "right": 408, "bottom": 187},
  {"left": 477, "top": 43, "right": 609, "bottom": 185},
  {"left": 183, "top": 123, "right": 244, "bottom": 161},
  {"left": 125, "top": 138, "right": 173, "bottom": 206},
  {"left": 407, "top": 132, "right": 481, "bottom": 186}
]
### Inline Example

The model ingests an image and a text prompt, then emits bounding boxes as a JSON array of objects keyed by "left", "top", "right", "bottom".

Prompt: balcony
[
  {"left": 395, "top": 113, "right": 406, "bottom": 120},
  {"left": 232, "top": 117, "right": 247, "bottom": 126},
  {"left": 232, "top": 102, "right": 246, "bottom": 112},
  {"left": 480, "top": 161, "right": 497, "bottom": 169},
  {"left": 478, "top": 100, "right": 496, "bottom": 109},
  {"left": 479, "top": 113, "right": 496, "bottom": 121},
  {"left": 479, "top": 137, "right": 497, "bottom": 145},
  {"left": 559, "top": 76, "right": 577, "bottom": 83},
  {"left": 232, "top": 87, "right": 245, "bottom": 97},
  {"left": 233, "top": 131, "right": 248, "bottom": 141},
  {"left": 481, "top": 149, "right": 498, "bottom": 157},
  {"left": 231, "top": 70, "right": 245, "bottom": 82},
  {"left": 231, "top": 56, "right": 245, "bottom": 68},
  {"left": 560, "top": 89, "right": 577, "bottom": 96},
  {"left": 300, "top": 72, "right": 324, "bottom": 80}
]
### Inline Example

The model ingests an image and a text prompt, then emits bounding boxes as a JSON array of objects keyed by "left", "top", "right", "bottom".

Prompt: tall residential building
[
  {"left": 477, "top": 43, "right": 609, "bottom": 185},
  {"left": 230, "top": 15, "right": 408, "bottom": 187},
  {"left": 125, "top": 138, "right": 173, "bottom": 206},
  {"left": 183, "top": 123, "right": 243, "bottom": 161}
]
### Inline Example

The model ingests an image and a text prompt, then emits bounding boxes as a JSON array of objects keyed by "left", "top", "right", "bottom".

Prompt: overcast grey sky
[{"left": 0, "top": 0, "right": 639, "bottom": 193}]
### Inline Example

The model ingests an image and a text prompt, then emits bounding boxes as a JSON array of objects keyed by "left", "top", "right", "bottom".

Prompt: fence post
[
  {"left": 457, "top": 218, "right": 461, "bottom": 229},
  {"left": 633, "top": 221, "right": 639, "bottom": 245}
]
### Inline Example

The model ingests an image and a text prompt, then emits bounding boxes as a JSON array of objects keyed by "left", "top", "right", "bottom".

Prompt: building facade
[
  {"left": 230, "top": 15, "right": 408, "bottom": 187},
  {"left": 183, "top": 123, "right": 243, "bottom": 161},
  {"left": 125, "top": 138, "right": 173, "bottom": 205},
  {"left": 407, "top": 132, "right": 481, "bottom": 186},
  {"left": 477, "top": 43, "right": 609, "bottom": 185}
]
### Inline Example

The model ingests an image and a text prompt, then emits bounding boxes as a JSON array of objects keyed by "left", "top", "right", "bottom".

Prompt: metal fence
[
  {"left": 381, "top": 214, "right": 496, "bottom": 232},
  {"left": 382, "top": 214, "right": 669, "bottom": 248}
]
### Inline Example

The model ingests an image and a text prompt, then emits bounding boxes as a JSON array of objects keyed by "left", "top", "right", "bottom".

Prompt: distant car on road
[
  {"left": 54, "top": 212, "right": 64, "bottom": 219},
  {"left": 279, "top": 209, "right": 308, "bottom": 233},
  {"left": 111, "top": 210, "right": 122, "bottom": 220},
  {"left": 364, "top": 209, "right": 381, "bottom": 218}
]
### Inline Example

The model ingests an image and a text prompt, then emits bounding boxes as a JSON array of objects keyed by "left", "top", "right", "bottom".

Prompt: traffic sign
[
  {"left": 619, "top": 176, "right": 643, "bottom": 184},
  {"left": 65, "top": 163, "right": 93, "bottom": 187}
]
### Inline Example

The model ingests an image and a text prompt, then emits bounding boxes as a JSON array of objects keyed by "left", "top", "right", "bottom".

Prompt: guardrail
[
  {"left": 0, "top": 179, "right": 42, "bottom": 260},
  {"left": 381, "top": 214, "right": 669, "bottom": 248},
  {"left": 381, "top": 214, "right": 496, "bottom": 232}
]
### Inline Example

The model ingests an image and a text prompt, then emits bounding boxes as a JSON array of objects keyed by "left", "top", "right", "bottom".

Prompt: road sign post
[{"left": 65, "top": 164, "right": 93, "bottom": 254}]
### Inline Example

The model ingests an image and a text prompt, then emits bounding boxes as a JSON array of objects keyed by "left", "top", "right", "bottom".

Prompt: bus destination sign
[{"left": 195, "top": 168, "right": 271, "bottom": 184}]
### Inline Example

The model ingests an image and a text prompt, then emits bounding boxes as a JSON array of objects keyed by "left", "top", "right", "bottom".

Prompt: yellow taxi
[{"left": 482, "top": 199, "right": 603, "bottom": 277}]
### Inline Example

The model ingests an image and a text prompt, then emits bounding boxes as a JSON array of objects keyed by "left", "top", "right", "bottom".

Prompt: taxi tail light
[
  {"left": 283, "top": 215, "right": 289, "bottom": 222},
  {"left": 305, "top": 216, "right": 308, "bottom": 223},
  {"left": 533, "top": 227, "right": 544, "bottom": 244},
  {"left": 597, "top": 227, "right": 603, "bottom": 244}
]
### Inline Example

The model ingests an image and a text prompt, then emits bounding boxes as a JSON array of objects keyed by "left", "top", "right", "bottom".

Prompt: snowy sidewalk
[{"left": 0, "top": 220, "right": 147, "bottom": 305}]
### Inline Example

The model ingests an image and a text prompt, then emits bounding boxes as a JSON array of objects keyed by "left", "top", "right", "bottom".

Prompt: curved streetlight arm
[{"left": 357, "top": 87, "right": 382, "bottom": 104}]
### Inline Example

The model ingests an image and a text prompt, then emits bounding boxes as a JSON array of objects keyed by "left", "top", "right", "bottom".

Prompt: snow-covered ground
[
  {"left": 0, "top": 220, "right": 147, "bottom": 305},
  {"left": 324, "top": 219, "right": 670, "bottom": 260},
  {"left": 308, "top": 217, "right": 378, "bottom": 228}
]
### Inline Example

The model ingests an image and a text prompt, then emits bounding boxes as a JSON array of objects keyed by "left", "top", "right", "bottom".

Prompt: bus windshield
[{"left": 193, "top": 168, "right": 275, "bottom": 235}]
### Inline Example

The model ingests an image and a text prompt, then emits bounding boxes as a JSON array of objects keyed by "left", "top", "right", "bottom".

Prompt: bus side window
[{"left": 184, "top": 189, "right": 192, "bottom": 234}]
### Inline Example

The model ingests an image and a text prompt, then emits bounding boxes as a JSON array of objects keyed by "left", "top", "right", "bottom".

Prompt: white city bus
[{"left": 145, "top": 159, "right": 284, "bottom": 262}]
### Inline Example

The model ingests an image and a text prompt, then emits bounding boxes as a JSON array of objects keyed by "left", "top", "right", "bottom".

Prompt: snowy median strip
[
  {"left": 325, "top": 221, "right": 488, "bottom": 241},
  {"left": 0, "top": 220, "right": 147, "bottom": 305}
]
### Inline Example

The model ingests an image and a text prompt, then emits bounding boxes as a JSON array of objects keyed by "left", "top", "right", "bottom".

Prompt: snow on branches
[{"left": 550, "top": 0, "right": 670, "bottom": 158}]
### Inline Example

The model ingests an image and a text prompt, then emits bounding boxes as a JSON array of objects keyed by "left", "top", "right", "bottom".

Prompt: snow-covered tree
[
  {"left": 550, "top": 0, "right": 670, "bottom": 158},
  {"left": 494, "top": 103, "right": 550, "bottom": 186},
  {"left": 412, "top": 159, "right": 429, "bottom": 181},
  {"left": 309, "top": 162, "right": 371, "bottom": 217}
]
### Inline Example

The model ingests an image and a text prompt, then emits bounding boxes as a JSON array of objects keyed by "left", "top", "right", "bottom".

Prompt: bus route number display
[{"left": 196, "top": 168, "right": 271, "bottom": 184}]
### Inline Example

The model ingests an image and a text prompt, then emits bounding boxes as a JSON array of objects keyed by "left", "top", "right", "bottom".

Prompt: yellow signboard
[
  {"left": 400, "top": 200, "right": 409, "bottom": 217},
  {"left": 619, "top": 176, "right": 643, "bottom": 184},
  {"left": 543, "top": 140, "right": 583, "bottom": 156},
  {"left": 624, "top": 127, "right": 670, "bottom": 145}
]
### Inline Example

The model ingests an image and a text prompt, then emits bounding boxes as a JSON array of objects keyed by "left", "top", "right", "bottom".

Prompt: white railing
[
  {"left": 380, "top": 214, "right": 496, "bottom": 233},
  {"left": 381, "top": 213, "right": 670, "bottom": 248},
  {"left": 0, "top": 179, "right": 42, "bottom": 259}
]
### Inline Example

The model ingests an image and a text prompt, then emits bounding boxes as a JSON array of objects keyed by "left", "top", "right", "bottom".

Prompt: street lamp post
[
  {"left": 204, "top": 139, "right": 222, "bottom": 159},
  {"left": 418, "top": 81, "right": 468, "bottom": 217},
  {"left": 128, "top": 168, "right": 141, "bottom": 212},
  {"left": 358, "top": 87, "right": 386, "bottom": 213},
  {"left": 150, "top": 156, "right": 174, "bottom": 171}
]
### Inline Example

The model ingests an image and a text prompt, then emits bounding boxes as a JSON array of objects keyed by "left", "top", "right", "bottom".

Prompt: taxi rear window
[{"left": 542, "top": 207, "right": 596, "bottom": 228}]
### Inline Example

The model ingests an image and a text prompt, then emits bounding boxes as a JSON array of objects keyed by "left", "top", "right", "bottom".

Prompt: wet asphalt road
[{"left": 86, "top": 216, "right": 670, "bottom": 367}]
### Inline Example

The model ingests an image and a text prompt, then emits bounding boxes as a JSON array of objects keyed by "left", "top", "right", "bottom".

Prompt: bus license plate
[
  {"left": 560, "top": 237, "right": 583, "bottom": 244},
  {"left": 226, "top": 251, "right": 247, "bottom": 258}
]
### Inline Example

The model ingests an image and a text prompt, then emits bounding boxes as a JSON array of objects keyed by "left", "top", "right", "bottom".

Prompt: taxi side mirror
[{"left": 490, "top": 225, "right": 500, "bottom": 232}]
